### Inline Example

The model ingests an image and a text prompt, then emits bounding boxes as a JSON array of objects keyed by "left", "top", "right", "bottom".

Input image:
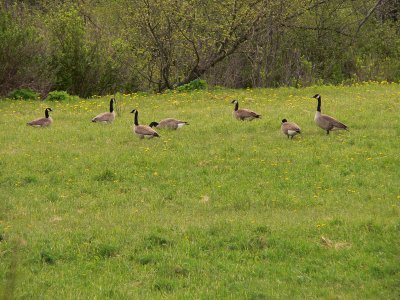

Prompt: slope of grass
[{"left": 0, "top": 83, "right": 399, "bottom": 299}]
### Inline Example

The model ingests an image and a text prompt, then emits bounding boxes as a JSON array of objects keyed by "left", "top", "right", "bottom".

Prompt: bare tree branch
[
  {"left": 284, "top": 0, "right": 330, "bottom": 22},
  {"left": 353, "top": 0, "right": 386, "bottom": 41},
  {"left": 281, "top": 23, "right": 352, "bottom": 37}
]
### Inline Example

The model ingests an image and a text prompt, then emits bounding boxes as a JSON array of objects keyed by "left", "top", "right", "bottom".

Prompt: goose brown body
[
  {"left": 281, "top": 119, "right": 301, "bottom": 139},
  {"left": 131, "top": 109, "right": 160, "bottom": 139},
  {"left": 92, "top": 98, "right": 116, "bottom": 123},
  {"left": 27, "top": 108, "right": 53, "bottom": 127},
  {"left": 231, "top": 100, "right": 261, "bottom": 121},
  {"left": 313, "top": 94, "right": 347, "bottom": 134},
  {"left": 149, "top": 118, "right": 188, "bottom": 129}
]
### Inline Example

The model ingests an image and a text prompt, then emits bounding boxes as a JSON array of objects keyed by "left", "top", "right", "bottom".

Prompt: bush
[
  {"left": 7, "top": 88, "right": 39, "bottom": 100},
  {"left": 0, "top": 11, "right": 50, "bottom": 97},
  {"left": 45, "top": 90, "right": 72, "bottom": 101},
  {"left": 176, "top": 79, "right": 207, "bottom": 92}
]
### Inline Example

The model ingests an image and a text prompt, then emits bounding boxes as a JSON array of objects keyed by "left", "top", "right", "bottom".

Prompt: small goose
[
  {"left": 131, "top": 109, "right": 160, "bottom": 139},
  {"left": 149, "top": 118, "right": 189, "bottom": 130},
  {"left": 231, "top": 99, "right": 261, "bottom": 121},
  {"left": 27, "top": 108, "right": 53, "bottom": 127},
  {"left": 92, "top": 98, "right": 116, "bottom": 123},
  {"left": 312, "top": 94, "right": 348, "bottom": 134},
  {"left": 281, "top": 119, "right": 301, "bottom": 139}
]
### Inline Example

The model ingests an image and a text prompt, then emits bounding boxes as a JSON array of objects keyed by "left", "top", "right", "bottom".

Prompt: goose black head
[
  {"left": 281, "top": 119, "right": 287, "bottom": 123},
  {"left": 231, "top": 99, "right": 238, "bottom": 104},
  {"left": 46, "top": 108, "right": 53, "bottom": 112},
  {"left": 149, "top": 121, "right": 159, "bottom": 128},
  {"left": 130, "top": 109, "right": 137, "bottom": 114},
  {"left": 312, "top": 94, "right": 321, "bottom": 99}
]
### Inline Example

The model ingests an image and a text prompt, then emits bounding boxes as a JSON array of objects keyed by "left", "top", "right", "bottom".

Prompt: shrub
[
  {"left": 176, "top": 79, "right": 207, "bottom": 92},
  {"left": 0, "top": 11, "right": 49, "bottom": 97},
  {"left": 45, "top": 90, "right": 72, "bottom": 101},
  {"left": 7, "top": 88, "right": 39, "bottom": 100}
]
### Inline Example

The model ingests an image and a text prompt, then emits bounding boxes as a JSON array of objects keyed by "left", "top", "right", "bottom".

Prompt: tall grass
[{"left": 0, "top": 83, "right": 399, "bottom": 299}]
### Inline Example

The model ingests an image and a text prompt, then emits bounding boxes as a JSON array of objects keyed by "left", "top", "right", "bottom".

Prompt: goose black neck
[
  {"left": 316, "top": 98, "right": 321, "bottom": 112},
  {"left": 234, "top": 102, "right": 238, "bottom": 111},
  {"left": 45, "top": 109, "right": 49, "bottom": 118},
  {"left": 134, "top": 111, "right": 139, "bottom": 125},
  {"left": 110, "top": 100, "right": 114, "bottom": 112}
]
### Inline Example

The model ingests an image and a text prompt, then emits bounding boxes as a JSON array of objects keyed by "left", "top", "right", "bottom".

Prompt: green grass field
[{"left": 1, "top": 83, "right": 399, "bottom": 299}]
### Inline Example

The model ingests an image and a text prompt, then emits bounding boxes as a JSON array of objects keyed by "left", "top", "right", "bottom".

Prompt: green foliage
[
  {"left": 0, "top": 85, "right": 399, "bottom": 298},
  {"left": 7, "top": 88, "right": 38, "bottom": 100},
  {"left": 44, "top": 6, "right": 134, "bottom": 97},
  {"left": 176, "top": 79, "right": 208, "bottom": 92},
  {"left": 1, "top": 1, "right": 400, "bottom": 95},
  {"left": 353, "top": 21, "right": 400, "bottom": 82},
  {"left": 46, "top": 7, "right": 89, "bottom": 96},
  {"left": 45, "top": 91, "right": 72, "bottom": 101},
  {"left": 0, "top": 10, "right": 47, "bottom": 95}
]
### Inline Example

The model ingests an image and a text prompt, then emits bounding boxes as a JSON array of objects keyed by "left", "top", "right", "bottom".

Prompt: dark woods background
[{"left": 1, "top": 0, "right": 399, "bottom": 97}]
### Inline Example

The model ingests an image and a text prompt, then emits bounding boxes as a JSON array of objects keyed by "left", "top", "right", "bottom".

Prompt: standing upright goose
[
  {"left": 231, "top": 100, "right": 261, "bottom": 121},
  {"left": 131, "top": 109, "right": 160, "bottom": 139},
  {"left": 27, "top": 108, "right": 53, "bottom": 127},
  {"left": 91, "top": 98, "right": 116, "bottom": 123},
  {"left": 149, "top": 118, "right": 189, "bottom": 130},
  {"left": 312, "top": 94, "right": 347, "bottom": 134},
  {"left": 281, "top": 119, "right": 301, "bottom": 139}
]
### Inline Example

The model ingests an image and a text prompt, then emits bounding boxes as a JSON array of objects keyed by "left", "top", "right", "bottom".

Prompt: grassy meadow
[{"left": 0, "top": 83, "right": 399, "bottom": 299}]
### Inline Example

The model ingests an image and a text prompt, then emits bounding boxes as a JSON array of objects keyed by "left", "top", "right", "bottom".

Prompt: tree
[{"left": 115, "top": 0, "right": 276, "bottom": 91}]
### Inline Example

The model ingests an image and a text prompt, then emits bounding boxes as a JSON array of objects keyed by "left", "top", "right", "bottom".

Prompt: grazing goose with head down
[
  {"left": 27, "top": 108, "right": 53, "bottom": 127},
  {"left": 312, "top": 94, "right": 347, "bottom": 134},
  {"left": 149, "top": 118, "right": 189, "bottom": 130},
  {"left": 92, "top": 98, "right": 116, "bottom": 123},
  {"left": 131, "top": 109, "right": 160, "bottom": 139},
  {"left": 231, "top": 99, "right": 261, "bottom": 121},
  {"left": 281, "top": 119, "right": 301, "bottom": 139}
]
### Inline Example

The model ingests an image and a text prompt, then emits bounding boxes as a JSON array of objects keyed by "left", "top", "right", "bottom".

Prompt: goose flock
[{"left": 27, "top": 94, "right": 348, "bottom": 138}]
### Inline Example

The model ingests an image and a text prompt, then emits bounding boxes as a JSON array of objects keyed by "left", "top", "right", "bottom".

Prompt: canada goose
[
  {"left": 312, "top": 94, "right": 348, "bottom": 134},
  {"left": 131, "top": 109, "right": 160, "bottom": 139},
  {"left": 231, "top": 99, "right": 261, "bottom": 121},
  {"left": 27, "top": 108, "right": 53, "bottom": 127},
  {"left": 281, "top": 119, "right": 301, "bottom": 139},
  {"left": 149, "top": 118, "right": 189, "bottom": 129},
  {"left": 91, "top": 98, "right": 116, "bottom": 123}
]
